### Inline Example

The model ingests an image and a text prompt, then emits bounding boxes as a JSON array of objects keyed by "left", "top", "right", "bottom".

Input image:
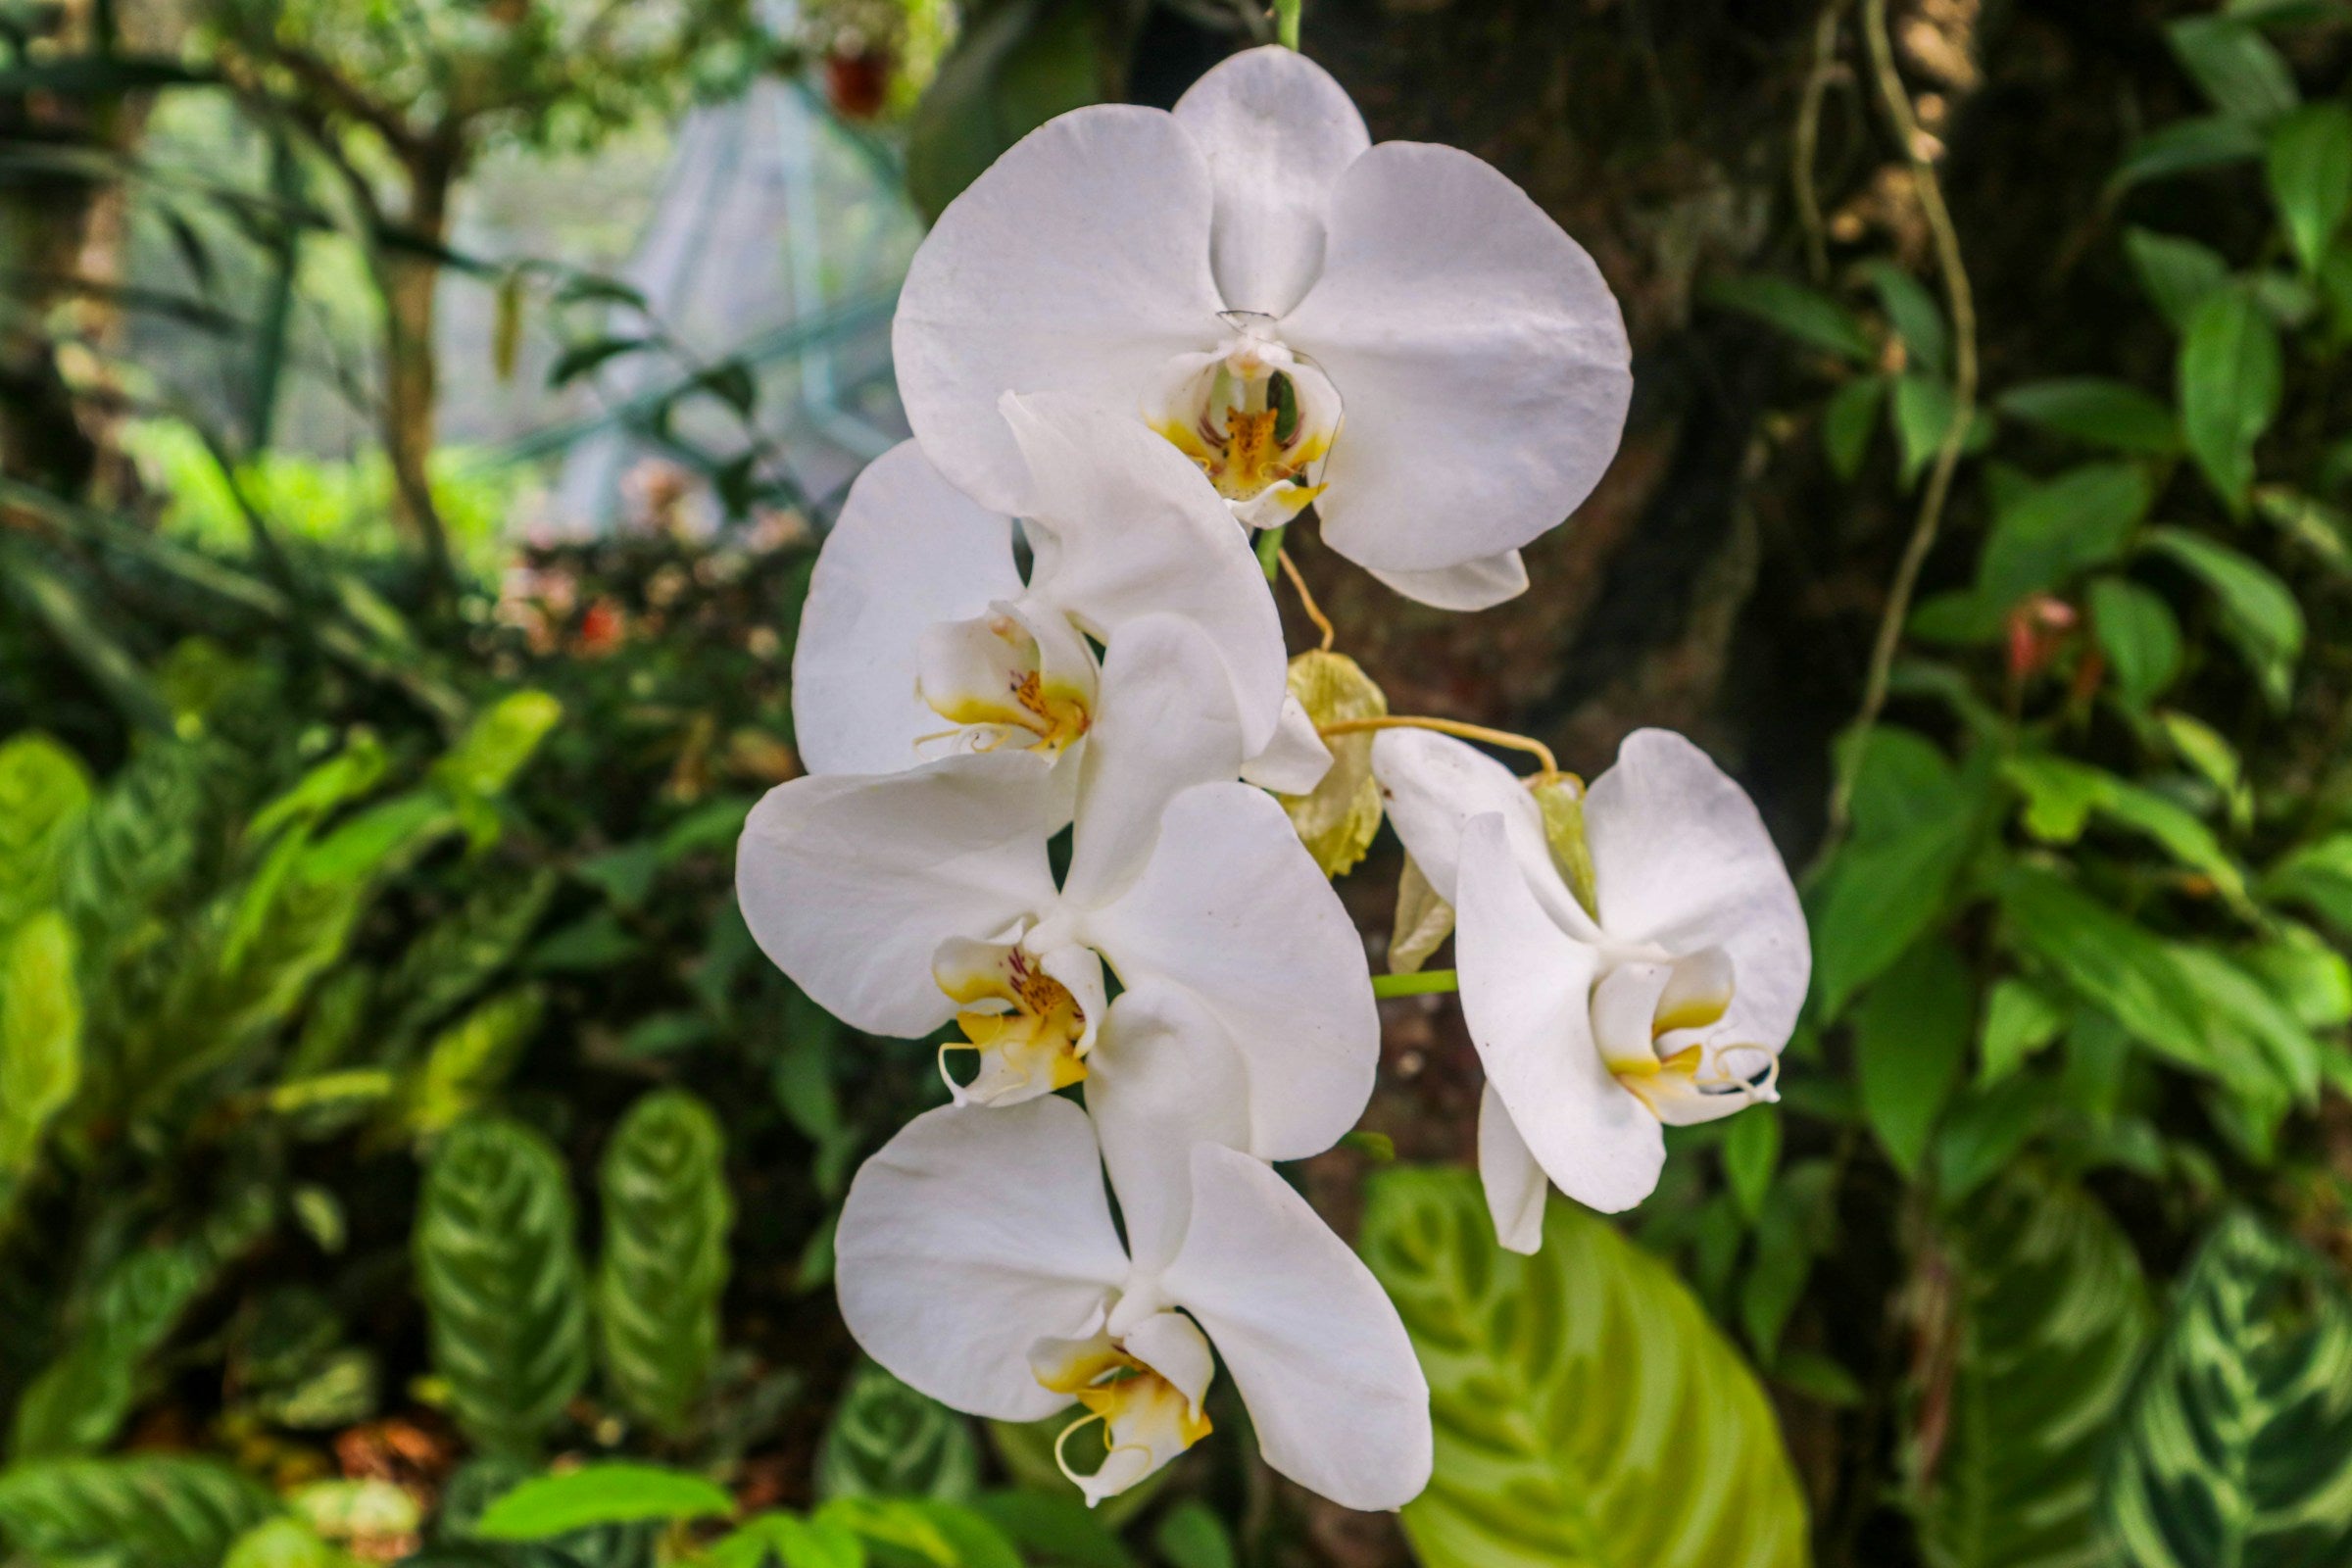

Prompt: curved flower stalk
[
  {"left": 1371, "top": 728, "right": 1808, "bottom": 1248},
  {"left": 892, "top": 46, "right": 1632, "bottom": 612},
  {"left": 739, "top": 612, "right": 1377, "bottom": 1155},
  {"left": 793, "top": 394, "right": 1292, "bottom": 781},
  {"left": 836, "top": 1096, "right": 1432, "bottom": 1510}
]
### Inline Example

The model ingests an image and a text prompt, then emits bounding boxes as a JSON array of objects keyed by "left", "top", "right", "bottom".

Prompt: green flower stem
[
  {"left": 1275, "top": 0, "right": 1302, "bottom": 50},
  {"left": 1373, "top": 968, "right": 1459, "bottom": 999},
  {"left": 1255, "top": 521, "right": 1288, "bottom": 580}
]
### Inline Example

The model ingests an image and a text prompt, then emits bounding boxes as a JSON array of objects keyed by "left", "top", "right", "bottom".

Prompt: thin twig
[
  {"left": 1794, "top": 0, "right": 1849, "bottom": 284},
  {"left": 1276, "top": 548, "right": 1336, "bottom": 651},
  {"left": 1828, "top": 0, "right": 1979, "bottom": 839},
  {"left": 1319, "top": 714, "right": 1559, "bottom": 780}
]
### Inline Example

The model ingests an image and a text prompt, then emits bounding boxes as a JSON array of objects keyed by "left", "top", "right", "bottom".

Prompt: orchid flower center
[
  {"left": 1588, "top": 946, "right": 1780, "bottom": 1118},
  {"left": 1149, "top": 312, "right": 1341, "bottom": 529},
  {"left": 914, "top": 604, "right": 1093, "bottom": 760},
  {"left": 1031, "top": 1316, "right": 1214, "bottom": 1507},
  {"left": 933, "top": 936, "right": 1095, "bottom": 1105}
]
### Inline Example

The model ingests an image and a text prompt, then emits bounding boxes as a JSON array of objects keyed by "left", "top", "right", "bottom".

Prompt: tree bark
[{"left": 376, "top": 137, "right": 462, "bottom": 593}]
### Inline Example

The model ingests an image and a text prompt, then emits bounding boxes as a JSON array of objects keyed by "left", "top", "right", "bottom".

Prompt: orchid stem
[
  {"left": 1318, "top": 714, "right": 1559, "bottom": 779},
  {"left": 1373, "top": 968, "right": 1458, "bottom": 999},
  {"left": 1276, "top": 548, "right": 1337, "bottom": 651},
  {"left": 1255, "top": 522, "right": 1286, "bottom": 581},
  {"left": 1273, "top": 0, "right": 1301, "bottom": 50}
]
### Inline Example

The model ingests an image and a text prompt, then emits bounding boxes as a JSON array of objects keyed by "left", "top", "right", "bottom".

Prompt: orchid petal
[
  {"left": 1455, "top": 812, "right": 1664, "bottom": 1213},
  {"left": 1170, "top": 45, "right": 1369, "bottom": 318},
  {"left": 1164, "top": 1145, "right": 1432, "bottom": 1512},
  {"left": 1583, "top": 730, "right": 1809, "bottom": 1052},
  {"left": 1085, "top": 783, "right": 1377, "bottom": 1160},
  {"left": 894, "top": 109, "right": 1223, "bottom": 515},
  {"left": 1238, "top": 694, "right": 1334, "bottom": 797},
  {"left": 1124, "top": 1310, "right": 1216, "bottom": 1419},
  {"left": 1006, "top": 394, "right": 1288, "bottom": 753},
  {"left": 1085, "top": 983, "right": 1251, "bottom": 1277},
  {"left": 736, "top": 754, "right": 1061, "bottom": 1037},
  {"left": 1283, "top": 142, "right": 1632, "bottom": 574},
  {"left": 794, "top": 442, "right": 1024, "bottom": 776},
  {"left": 836, "top": 1099, "right": 1129, "bottom": 1420},
  {"left": 1477, "top": 1082, "right": 1548, "bottom": 1255},
  {"left": 1059, "top": 615, "right": 1249, "bottom": 910},
  {"left": 1370, "top": 729, "right": 1595, "bottom": 940},
  {"left": 1365, "top": 549, "right": 1530, "bottom": 612}
]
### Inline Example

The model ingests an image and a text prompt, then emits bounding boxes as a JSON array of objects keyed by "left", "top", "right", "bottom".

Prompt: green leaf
[
  {"left": 2144, "top": 527, "right": 2304, "bottom": 707},
  {"left": 474, "top": 1464, "right": 735, "bottom": 1538},
  {"left": 1704, "top": 274, "right": 1876, "bottom": 362},
  {"left": 1721, "top": 1107, "right": 1781, "bottom": 1221},
  {"left": 415, "top": 1116, "right": 591, "bottom": 1457},
  {"left": 708, "top": 1512, "right": 867, "bottom": 1568},
  {"left": 1866, "top": 261, "right": 1950, "bottom": 376},
  {"left": 2165, "top": 16, "right": 2299, "bottom": 123},
  {"left": 969, "top": 1492, "right": 1135, "bottom": 1568},
  {"left": 1152, "top": 1501, "right": 1235, "bottom": 1568},
  {"left": 817, "top": 1497, "right": 1021, "bottom": 1568},
  {"left": 1742, "top": 1159, "right": 1838, "bottom": 1357},
  {"left": 2102, "top": 1214, "right": 2352, "bottom": 1568},
  {"left": 597, "top": 1089, "right": 732, "bottom": 1438},
  {"left": 402, "top": 986, "right": 546, "bottom": 1138},
  {"left": 11, "top": 1242, "right": 211, "bottom": 1458},
  {"left": 906, "top": 0, "right": 1116, "bottom": 222},
  {"left": 818, "top": 1362, "right": 978, "bottom": 1504},
  {"left": 2267, "top": 102, "right": 2352, "bottom": 272},
  {"left": 1891, "top": 374, "right": 1987, "bottom": 490},
  {"left": 1977, "top": 978, "right": 2067, "bottom": 1087},
  {"left": 548, "top": 336, "right": 645, "bottom": 386},
  {"left": 0, "top": 1456, "right": 276, "bottom": 1568},
  {"left": 2179, "top": 287, "right": 2283, "bottom": 512},
  {"left": 2087, "top": 578, "right": 2183, "bottom": 708},
  {"left": 2265, "top": 832, "right": 2352, "bottom": 935},
  {"left": 1977, "top": 464, "right": 2155, "bottom": 607},
  {"left": 2002, "top": 753, "right": 2248, "bottom": 906},
  {"left": 434, "top": 691, "right": 563, "bottom": 803},
  {"left": 1997, "top": 379, "right": 2179, "bottom": 456},
  {"left": 1823, "top": 374, "right": 1886, "bottom": 479},
  {"left": 2126, "top": 229, "right": 2231, "bottom": 331},
  {"left": 2111, "top": 115, "right": 2266, "bottom": 191},
  {"left": 1853, "top": 940, "right": 1972, "bottom": 1176},
  {"left": 0, "top": 733, "right": 93, "bottom": 933},
  {"left": 1357, "top": 1164, "right": 1810, "bottom": 1568},
  {"left": 1812, "top": 738, "right": 1989, "bottom": 1019},
  {"left": 222, "top": 1518, "right": 344, "bottom": 1568},
  {"left": 0, "top": 910, "right": 82, "bottom": 1186},
  {"left": 1919, "top": 1176, "right": 2153, "bottom": 1568}
]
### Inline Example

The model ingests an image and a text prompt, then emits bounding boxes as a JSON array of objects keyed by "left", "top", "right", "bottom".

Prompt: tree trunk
[{"left": 377, "top": 139, "right": 461, "bottom": 593}]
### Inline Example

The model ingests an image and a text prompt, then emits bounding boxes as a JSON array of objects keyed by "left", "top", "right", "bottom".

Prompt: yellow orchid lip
[
  {"left": 935, "top": 943, "right": 1091, "bottom": 1103},
  {"left": 916, "top": 610, "right": 1093, "bottom": 760}
]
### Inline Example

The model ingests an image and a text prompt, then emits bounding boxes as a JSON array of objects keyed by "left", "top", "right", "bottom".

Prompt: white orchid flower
[
  {"left": 792, "top": 394, "right": 1291, "bottom": 782},
  {"left": 1371, "top": 728, "right": 1808, "bottom": 1248},
  {"left": 836, "top": 1095, "right": 1431, "bottom": 1510},
  {"left": 739, "top": 612, "right": 1376, "bottom": 1154},
  {"left": 892, "top": 45, "right": 1632, "bottom": 612}
]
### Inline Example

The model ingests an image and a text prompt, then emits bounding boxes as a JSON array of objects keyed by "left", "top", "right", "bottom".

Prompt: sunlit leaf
[
  {"left": 474, "top": 1464, "right": 734, "bottom": 1538},
  {"left": 598, "top": 1089, "right": 732, "bottom": 1438}
]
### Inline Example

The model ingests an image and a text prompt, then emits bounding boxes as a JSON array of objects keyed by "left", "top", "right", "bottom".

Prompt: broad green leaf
[
  {"left": 1704, "top": 274, "right": 1875, "bottom": 362},
  {"left": 474, "top": 1464, "right": 734, "bottom": 1537},
  {"left": 905, "top": 0, "right": 1115, "bottom": 222},
  {"left": 0, "top": 910, "right": 82, "bottom": 1184},
  {"left": 1919, "top": 1176, "right": 2153, "bottom": 1568},
  {"left": 1152, "top": 1501, "right": 1236, "bottom": 1568},
  {"left": 0, "top": 733, "right": 92, "bottom": 932},
  {"left": 1853, "top": 941, "right": 1972, "bottom": 1176},
  {"left": 221, "top": 1519, "right": 345, "bottom": 1568},
  {"left": 2179, "top": 288, "right": 2283, "bottom": 512},
  {"left": 1977, "top": 464, "right": 2154, "bottom": 607},
  {"left": 708, "top": 1512, "right": 867, "bottom": 1568},
  {"left": 1977, "top": 978, "right": 2066, "bottom": 1087},
  {"left": 1721, "top": 1106, "right": 1781, "bottom": 1220},
  {"left": 2168, "top": 946, "right": 2321, "bottom": 1103},
  {"left": 11, "top": 1242, "right": 210, "bottom": 1458},
  {"left": 2001, "top": 754, "right": 2248, "bottom": 906},
  {"left": 2165, "top": 16, "right": 2299, "bottom": 123},
  {"left": 2125, "top": 229, "right": 2230, "bottom": 331},
  {"left": 415, "top": 1116, "right": 590, "bottom": 1457},
  {"left": 1742, "top": 1158, "right": 1838, "bottom": 1358},
  {"left": 2266, "top": 102, "right": 2352, "bottom": 272},
  {"left": 597, "top": 1090, "right": 731, "bottom": 1437},
  {"left": 381, "top": 868, "right": 558, "bottom": 1052},
  {"left": 434, "top": 690, "right": 563, "bottom": 803},
  {"left": 2111, "top": 115, "right": 2265, "bottom": 191},
  {"left": 2087, "top": 578, "right": 2182, "bottom": 708},
  {"left": 1823, "top": 374, "right": 1886, "bottom": 479},
  {"left": 1892, "top": 374, "right": 1989, "bottom": 490},
  {"left": 970, "top": 1491, "right": 1136, "bottom": 1568},
  {"left": 1934, "top": 1078, "right": 2049, "bottom": 1205},
  {"left": 2103, "top": 1215, "right": 2352, "bottom": 1568},
  {"left": 246, "top": 733, "right": 389, "bottom": 846},
  {"left": 2144, "top": 527, "right": 2303, "bottom": 706},
  {"left": 2239, "top": 927, "right": 2352, "bottom": 1030},
  {"left": 818, "top": 1362, "right": 977, "bottom": 1504},
  {"left": 1813, "top": 740, "right": 1989, "bottom": 1019},
  {"left": 2157, "top": 711, "right": 2247, "bottom": 819},
  {"left": 1357, "top": 1164, "right": 1809, "bottom": 1568},
  {"left": 1276, "top": 651, "right": 1387, "bottom": 877},
  {"left": 816, "top": 1496, "right": 1022, "bottom": 1568},
  {"left": 1997, "top": 379, "right": 2179, "bottom": 456},
  {"left": 1866, "top": 261, "right": 1949, "bottom": 376},
  {"left": 2252, "top": 485, "right": 2352, "bottom": 567},
  {"left": 2265, "top": 832, "right": 2352, "bottom": 935},
  {"left": 0, "top": 1456, "right": 276, "bottom": 1568}
]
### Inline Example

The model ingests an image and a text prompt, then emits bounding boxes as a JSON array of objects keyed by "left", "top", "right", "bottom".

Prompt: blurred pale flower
[
  {"left": 1372, "top": 728, "right": 1808, "bottom": 1247},
  {"left": 793, "top": 394, "right": 1288, "bottom": 783},
  {"left": 837, "top": 1096, "right": 1430, "bottom": 1509},
  {"left": 740, "top": 614, "right": 1374, "bottom": 1150},
  {"left": 893, "top": 46, "right": 1631, "bottom": 611}
]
